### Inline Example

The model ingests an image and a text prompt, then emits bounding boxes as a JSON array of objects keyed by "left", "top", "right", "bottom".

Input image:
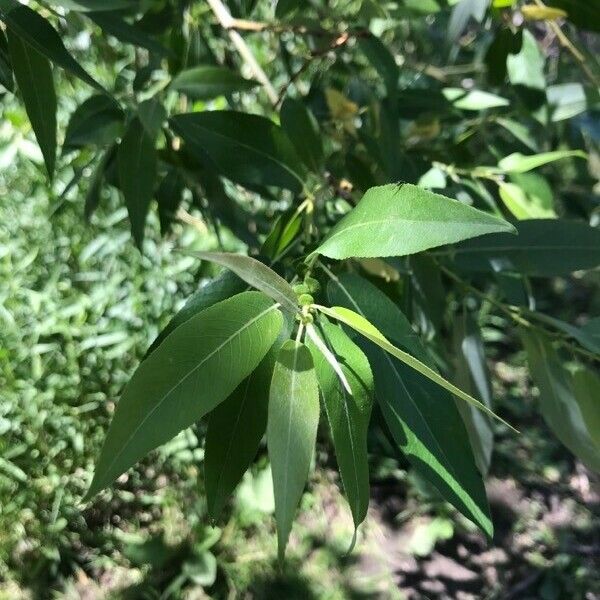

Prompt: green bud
[
  {"left": 298, "top": 293, "right": 314, "bottom": 306},
  {"left": 293, "top": 283, "right": 310, "bottom": 295},
  {"left": 304, "top": 277, "right": 321, "bottom": 294}
]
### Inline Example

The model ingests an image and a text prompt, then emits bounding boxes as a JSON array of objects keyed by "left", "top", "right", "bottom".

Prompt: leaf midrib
[{"left": 97, "top": 303, "right": 279, "bottom": 487}]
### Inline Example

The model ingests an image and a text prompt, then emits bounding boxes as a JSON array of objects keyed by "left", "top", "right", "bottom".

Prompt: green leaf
[
  {"left": 85, "top": 291, "right": 284, "bottom": 498},
  {"left": 498, "top": 150, "right": 586, "bottom": 173},
  {"left": 49, "top": 0, "right": 137, "bottom": 10},
  {"left": 0, "top": 1, "right": 108, "bottom": 94},
  {"left": 118, "top": 117, "right": 157, "bottom": 249},
  {"left": 205, "top": 316, "right": 293, "bottom": 521},
  {"left": 498, "top": 181, "right": 555, "bottom": 219},
  {"left": 0, "top": 29, "right": 14, "bottom": 92},
  {"left": 307, "top": 318, "right": 373, "bottom": 529},
  {"left": 188, "top": 252, "right": 298, "bottom": 314},
  {"left": 572, "top": 369, "right": 600, "bottom": 449},
  {"left": 261, "top": 208, "right": 303, "bottom": 260},
  {"left": 63, "top": 94, "right": 124, "bottom": 152},
  {"left": 137, "top": 97, "right": 166, "bottom": 141},
  {"left": 170, "top": 111, "right": 305, "bottom": 193},
  {"left": 315, "top": 184, "right": 515, "bottom": 260},
  {"left": 507, "top": 30, "right": 545, "bottom": 91},
  {"left": 448, "top": 0, "right": 489, "bottom": 41},
  {"left": 358, "top": 34, "right": 399, "bottom": 94},
  {"left": 452, "top": 311, "right": 494, "bottom": 475},
  {"left": 156, "top": 168, "right": 184, "bottom": 236},
  {"left": 315, "top": 304, "right": 514, "bottom": 429},
  {"left": 275, "top": 0, "right": 301, "bottom": 18},
  {"left": 443, "top": 87, "right": 509, "bottom": 110},
  {"left": 6, "top": 28, "right": 56, "bottom": 178},
  {"left": 528, "top": 313, "right": 600, "bottom": 355},
  {"left": 88, "top": 11, "right": 168, "bottom": 56},
  {"left": 280, "top": 97, "right": 324, "bottom": 173},
  {"left": 85, "top": 144, "right": 115, "bottom": 220},
  {"left": 521, "top": 329, "right": 600, "bottom": 472},
  {"left": 547, "top": 83, "right": 600, "bottom": 122},
  {"left": 448, "top": 219, "right": 600, "bottom": 276},
  {"left": 268, "top": 340, "right": 320, "bottom": 561},
  {"left": 170, "top": 65, "right": 258, "bottom": 100},
  {"left": 147, "top": 271, "right": 246, "bottom": 357},
  {"left": 326, "top": 274, "right": 493, "bottom": 537}
]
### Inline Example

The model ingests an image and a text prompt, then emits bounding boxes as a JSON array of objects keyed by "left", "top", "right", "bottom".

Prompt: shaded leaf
[
  {"left": 170, "top": 111, "right": 305, "bottom": 193},
  {"left": 7, "top": 28, "right": 56, "bottom": 178},
  {"left": 268, "top": 340, "right": 320, "bottom": 560},
  {"left": 280, "top": 97, "right": 323, "bottom": 172},
  {"left": 171, "top": 65, "right": 258, "bottom": 100},
  {"left": 118, "top": 117, "right": 157, "bottom": 249},
  {"left": 572, "top": 369, "right": 600, "bottom": 449}
]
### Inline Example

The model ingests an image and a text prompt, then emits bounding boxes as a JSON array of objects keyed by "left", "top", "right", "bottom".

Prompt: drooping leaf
[
  {"left": 498, "top": 150, "right": 586, "bottom": 173},
  {"left": 187, "top": 252, "right": 298, "bottom": 314},
  {"left": 84, "top": 144, "right": 115, "bottom": 220},
  {"left": 268, "top": 340, "right": 320, "bottom": 560},
  {"left": 0, "top": 0, "right": 108, "bottom": 94},
  {"left": 146, "top": 271, "right": 246, "bottom": 357},
  {"left": 315, "top": 184, "right": 515, "bottom": 260},
  {"left": 521, "top": 329, "right": 600, "bottom": 472},
  {"left": 85, "top": 291, "right": 284, "bottom": 498},
  {"left": 170, "top": 111, "right": 305, "bottom": 193},
  {"left": 280, "top": 97, "right": 324, "bottom": 172},
  {"left": 118, "top": 117, "right": 157, "bottom": 249},
  {"left": 156, "top": 168, "right": 184, "bottom": 236},
  {"left": 307, "top": 318, "right": 373, "bottom": 529},
  {"left": 205, "top": 315, "right": 292, "bottom": 521},
  {"left": 572, "top": 368, "right": 600, "bottom": 449},
  {"left": 0, "top": 29, "right": 14, "bottom": 91},
  {"left": 6, "top": 28, "right": 56, "bottom": 178},
  {"left": 326, "top": 274, "right": 493, "bottom": 537},
  {"left": 448, "top": 219, "right": 600, "bottom": 276},
  {"left": 170, "top": 65, "right": 258, "bottom": 100},
  {"left": 315, "top": 304, "right": 513, "bottom": 429},
  {"left": 452, "top": 311, "right": 494, "bottom": 475},
  {"left": 63, "top": 94, "right": 124, "bottom": 152}
]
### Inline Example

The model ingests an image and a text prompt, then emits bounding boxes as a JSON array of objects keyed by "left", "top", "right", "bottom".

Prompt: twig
[{"left": 205, "top": 0, "right": 278, "bottom": 105}]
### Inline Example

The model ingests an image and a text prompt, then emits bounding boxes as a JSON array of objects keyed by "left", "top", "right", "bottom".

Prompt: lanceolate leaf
[
  {"left": 521, "top": 329, "right": 600, "bottom": 472},
  {"left": 447, "top": 219, "right": 600, "bottom": 276},
  {"left": 146, "top": 271, "right": 246, "bottom": 357},
  {"left": 327, "top": 274, "right": 493, "bottom": 536},
  {"left": 118, "top": 117, "right": 157, "bottom": 249},
  {"left": 205, "top": 316, "right": 293, "bottom": 521},
  {"left": 315, "top": 184, "right": 515, "bottom": 260},
  {"left": 85, "top": 291, "right": 284, "bottom": 498},
  {"left": 188, "top": 252, "right": 298, "bottom": 314},
  {"left": 498, "top": 150, "right": 586, "bottom": 173},
  {"left": 0, "top": 0, "right": 108, "bottom": 94},
  {"left": 84, "top": 144, "right": 115, "bottom": 220},
  {"left": 280, "top": 97, "right": 324, "bottom": 172},
  {"left": 316, "top": 304, "right": 514, "bottom": 429},
  {"left": 50, "top": 0, "right": 137, "bottom": 10},
  {"left": 6, "top": 29, "right": 56, "bottom": 178},
  {"left": 171, "top": 65, "right": 258, "bottom": 100},
  {"left": 170, "top": 111, "right": 305, "bottom": 193},
  {"left": 268, "top": 340, "right": 320, "bottom": 561},
  {"left": 0, "top": 29, "right": 14, "bottom": 92},
  {"left": 572, "top": 369, "right": 600, "bottom": 450},
  {"left": 307, "top": 318, "right": 373, "bottom": 529}
]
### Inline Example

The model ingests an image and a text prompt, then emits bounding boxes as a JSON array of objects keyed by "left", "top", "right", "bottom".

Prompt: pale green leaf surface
[
  {"left": 268, "top": 340, "right": 320, "bottom": 560},
  {"left": 86, "top": 292, "right": 284, "bottom": 498},
  {"left": 315, "top": 184, "right": 515, "bottom": 260},
  {"left": 572, "top": 369, "right": 600, "bottom": 450},
  {"left": 498, "top": 150, "right": 586, "bottom": 173},
  {"left": 171, "top": 65, "right": 258, "bottom": 100}
]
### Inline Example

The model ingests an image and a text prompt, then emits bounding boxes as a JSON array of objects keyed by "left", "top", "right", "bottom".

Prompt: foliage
[{"left": 1, "top": 0, "right": 599, "bottom": 579}]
